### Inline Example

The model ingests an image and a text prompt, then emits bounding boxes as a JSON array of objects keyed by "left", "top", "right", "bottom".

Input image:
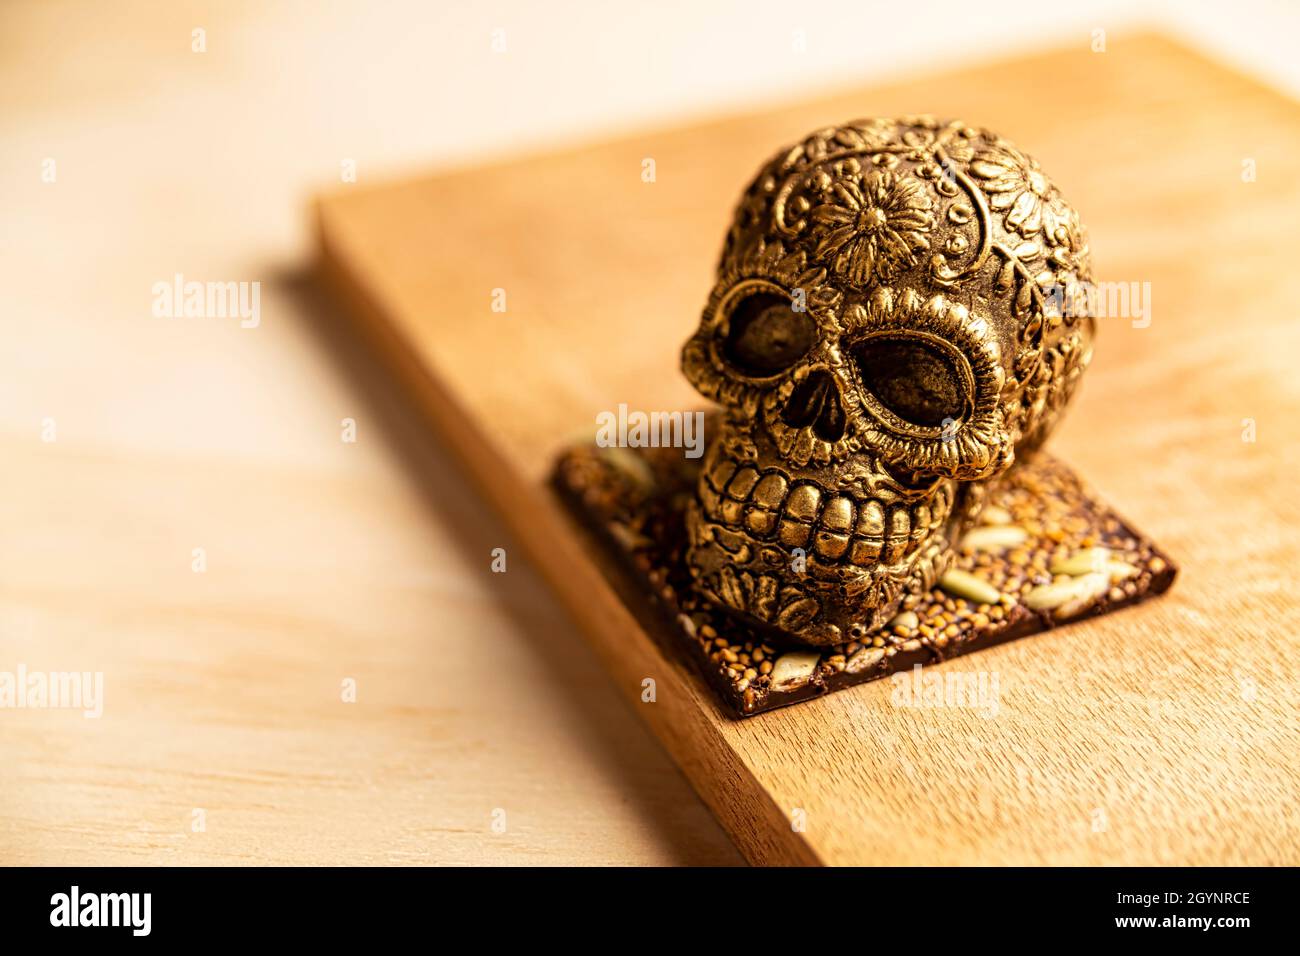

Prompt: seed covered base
[{"left": 553, "top": 434, "right": 1176, "bottom": 718}]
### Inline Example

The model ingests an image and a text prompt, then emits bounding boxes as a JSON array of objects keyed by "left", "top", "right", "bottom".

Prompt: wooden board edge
[
  {"left": 313, "top": 199, "right": 822, "bottom": 866},
  {"left": 305, "top": 31, "right": 1300, "bottom": 216}
]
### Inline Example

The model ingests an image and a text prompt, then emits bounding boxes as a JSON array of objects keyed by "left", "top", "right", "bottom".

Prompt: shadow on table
[{"left": 275, "top": 267, "right": 743, "bottom": 867}]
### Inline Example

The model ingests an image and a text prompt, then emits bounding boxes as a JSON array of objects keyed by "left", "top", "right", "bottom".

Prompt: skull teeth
[{"left": 700, "top": 460, "right": 953, "bottom": 569}]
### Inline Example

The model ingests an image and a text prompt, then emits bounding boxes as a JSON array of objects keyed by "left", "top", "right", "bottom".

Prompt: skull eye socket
[
  {"left": 854, "top": 334, "right": 970, "bottom": 428},
  {"left": 720, "top": 292, "right": 817, "bottom": 378}
]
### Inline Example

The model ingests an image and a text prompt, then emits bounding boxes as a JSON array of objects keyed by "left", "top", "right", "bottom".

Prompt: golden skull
[{"left": 681, "top": 116, "right": 1095, "bottom": 646}]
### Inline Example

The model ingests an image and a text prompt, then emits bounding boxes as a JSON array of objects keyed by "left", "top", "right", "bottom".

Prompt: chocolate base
[{"left": 552, "top": 433, "right": 1176, "bottom": 718}]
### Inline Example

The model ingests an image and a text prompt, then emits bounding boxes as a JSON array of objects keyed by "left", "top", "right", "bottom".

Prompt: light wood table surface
[
  {"left": 0, "top": 1, "right": 740, "bottom": 866},
  {"left": 6, "top": 2, "right": 1298, "bottom": 867}
]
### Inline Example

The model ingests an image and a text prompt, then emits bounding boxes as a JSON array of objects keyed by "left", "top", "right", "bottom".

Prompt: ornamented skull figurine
[{"left": 682, "top": 116, "right": 1095, "bottom": 647}]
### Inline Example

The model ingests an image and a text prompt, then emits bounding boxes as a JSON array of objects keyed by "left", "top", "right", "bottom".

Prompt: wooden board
[{"left": 315, "top": 32, "right": 1300, "bottom": 865}]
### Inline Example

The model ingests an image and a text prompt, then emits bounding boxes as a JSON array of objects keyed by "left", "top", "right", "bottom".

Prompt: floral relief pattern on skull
[
  {"left": 804, "top": 162, "right": 934, "bottom": 287},
  {"left": 681, "top": 117, "right": 1096, "bottom": 646}
]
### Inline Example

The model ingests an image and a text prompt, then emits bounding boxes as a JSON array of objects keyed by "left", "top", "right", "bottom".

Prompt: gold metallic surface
[{"left": 681, "top": 116, "right": 1095, "bottom": 646}]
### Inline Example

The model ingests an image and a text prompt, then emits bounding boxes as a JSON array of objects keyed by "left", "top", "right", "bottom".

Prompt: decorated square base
[{"left": 553, "top": 432, "right": 1177, "bottom": 718}]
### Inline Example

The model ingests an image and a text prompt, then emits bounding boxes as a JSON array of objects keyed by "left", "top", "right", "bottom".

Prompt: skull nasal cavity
[
  {"left": 781, "top": 369, "right": 845, "bottom": 441},
  {"left": 721, "top": 292, "right": 817, "bottom": 377}
]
